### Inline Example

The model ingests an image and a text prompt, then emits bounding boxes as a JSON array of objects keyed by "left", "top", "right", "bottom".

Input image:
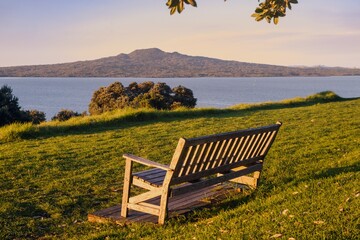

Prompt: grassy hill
[{"left": 0, "top": 92, "right": 359, "bottom": 239}]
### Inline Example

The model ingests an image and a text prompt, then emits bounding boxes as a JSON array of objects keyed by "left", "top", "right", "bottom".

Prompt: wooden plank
[
  {"left": 129, "top": 189, "right": 162, "bottom": 204},
  {"left": 185, "top": 124, "right": 281, "bottom": 146},
  {"left": 185, "top": 144, "right": 201, "bottom": 176},
  {"left": 252, "top": 131, "right": 270, "bottom": 157},
  {"left": 133, "top": 178, "right": 161, "bottom": 190},
  {"left": 123, "top": 154, "right": 172, "bottom": 171},
  {"left": 229, "top": 136, "right": 245, "bottom": 164},
  {"left": 193, "top": 142, "right": 210, "bottom": 173},
  {"left": 170, "top": 155, "right": 263, "bottom": 185},
  {"left": 127, "top": 202, "right": 160, "bottom": 216},
  {"left": 88, "top": 183, "right": 239, "bottom": 225},
  {"left": 245, "top": 133, "right": 262, "bottom": 159},
  {"left": 171, "top": 164, "right": 262, "bottom": 196},
  {"left": 200, "top": 141, "right": 217, "bottom": 172},
  {"left": 223, "top": 137, "right": 240, "bottom": 165},
  {"left": 121, "top": 158, "right": 133, "bottom": 218},
  {"left": 178, "top": 146, "right": 194, "bottom": 177},
  {"left": 215, "top": 139, "right": 232, "bottom": 168},
  {"left": 169, "top": 138, "right": 188, "bottom": 177},
  {"left": 207, "top": 140, "right": 224, "bottom": 170}
]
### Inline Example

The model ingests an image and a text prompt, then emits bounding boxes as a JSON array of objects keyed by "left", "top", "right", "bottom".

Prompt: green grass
[{"left": 0, "top": 91, "right": 359, "bottom": 239}]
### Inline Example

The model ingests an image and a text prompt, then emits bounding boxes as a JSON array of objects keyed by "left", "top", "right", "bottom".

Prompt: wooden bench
[{"left": 121, "top": 122, "right": 282, "bottom": 224}]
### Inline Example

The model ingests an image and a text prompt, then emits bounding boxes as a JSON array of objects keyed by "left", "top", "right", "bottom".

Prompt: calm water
[{"left": 0, "top": 76, "right": 359, "bottom": 119}]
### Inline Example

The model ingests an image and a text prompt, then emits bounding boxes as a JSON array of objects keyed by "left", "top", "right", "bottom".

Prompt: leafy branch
[{"left": 166, "top": 0, "right": 298, "bottom": 24}]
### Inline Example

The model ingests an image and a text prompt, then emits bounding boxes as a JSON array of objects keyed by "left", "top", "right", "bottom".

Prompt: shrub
[
  {"left": 52, "top": 109, "right": 81, "bottom": 121},
  {"left": 89, "top": 81, "right": 197, "bottom": 115},
  {"left": 23, "top": 110, "right": 46, "bottom": 124}
]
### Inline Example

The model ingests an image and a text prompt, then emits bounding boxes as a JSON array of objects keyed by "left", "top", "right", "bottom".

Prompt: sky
[{"left": 0, "top": 0, "right": 360, "bottom": 68}]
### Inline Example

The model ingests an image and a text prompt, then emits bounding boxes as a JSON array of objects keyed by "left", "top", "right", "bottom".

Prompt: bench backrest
[{"left": 168, "top": 122, "right": 282, "bottom": 186}]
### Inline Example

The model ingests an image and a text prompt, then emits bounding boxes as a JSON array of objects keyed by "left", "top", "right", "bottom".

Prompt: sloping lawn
[{"left": 0, "top": 94, "right": 359, "bottom": 239}]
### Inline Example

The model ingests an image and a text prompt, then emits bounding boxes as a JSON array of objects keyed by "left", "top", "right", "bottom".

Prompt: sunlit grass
[{"left": 0, "top": 92, "right": 359, "bottom": 239}]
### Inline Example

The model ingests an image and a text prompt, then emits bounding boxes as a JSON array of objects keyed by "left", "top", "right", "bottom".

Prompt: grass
[{"left": 0, "top": 91, "right": 359, "bottom": 239}]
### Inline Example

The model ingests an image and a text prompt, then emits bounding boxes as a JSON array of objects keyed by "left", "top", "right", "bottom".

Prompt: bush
[
  {"left": 89, "top": 81, "right": 197, "bottom": 115},
  {"left": 52, "top": 109, "right": 81, "bottom": 121},
  {"left": 23, "top": 110, "right": 46, "bottom": 124},
  {"left": 0, "top": 85, "right": 25, "bottom": 127}
]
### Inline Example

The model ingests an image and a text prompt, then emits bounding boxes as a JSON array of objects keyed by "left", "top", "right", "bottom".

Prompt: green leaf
[
  {"left": 170, "top": 7, "right": 177, "bottom": 15},
  {"left": 184, "top": 0, "right": 197, "bottom": 7},
  {"left": 177, "top": 1, "right": 184, "bottom": 13},
  {"left": 273, "top": 16, "right": 279, "bottom": 24}
]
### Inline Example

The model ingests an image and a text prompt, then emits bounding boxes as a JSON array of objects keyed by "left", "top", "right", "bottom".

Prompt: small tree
[
  {"left": 23, "top": 110, "right": 46, "bottom": 124},
  {"left": 172, "top": 85, "right": 197, "bottom": 109},
  {"left": 0, "top": 85, "right": 24, "bottom": 127},
  {"left": 52, "top": 109, "right": 81, "bottom": 121}
]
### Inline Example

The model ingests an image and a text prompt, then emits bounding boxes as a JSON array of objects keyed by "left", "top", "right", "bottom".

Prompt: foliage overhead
[
  {"left": 166, "top": 0, "right": 298, "bottom": 24},
  {"left": 89, "top": 81, "right": 197, "bottom": 115}
]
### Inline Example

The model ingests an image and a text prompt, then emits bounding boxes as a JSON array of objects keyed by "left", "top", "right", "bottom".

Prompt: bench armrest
[{"left": 123, "top": 153, "right": 172, "bottom": 171}]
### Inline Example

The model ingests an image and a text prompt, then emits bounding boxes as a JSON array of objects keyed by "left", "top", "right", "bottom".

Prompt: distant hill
[{"left": 1, "top": 48, "right": 359, "bottom": 77}]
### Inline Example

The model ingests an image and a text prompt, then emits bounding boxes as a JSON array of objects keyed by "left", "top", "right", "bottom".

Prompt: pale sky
[{"left": 0, "top": 0, "right": 359, "bottom": 68}]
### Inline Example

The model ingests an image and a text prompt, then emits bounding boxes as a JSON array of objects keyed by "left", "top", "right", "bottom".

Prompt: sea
[{"left": 0, "top": 76, "right": 359, "bottom": 120}]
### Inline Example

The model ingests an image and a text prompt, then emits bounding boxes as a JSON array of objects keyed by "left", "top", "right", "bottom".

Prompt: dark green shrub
[
  {"left": 0, "top": 85, "right": 24, "bottom": 127},
  {"left": 23, "top": 110, "right": 46, "bottom": 124},
  {"left": 52, "top": 109, "right": 81, "bottom": 121},
  {"left": 89, "top": 81, "right": 197, "bottom": 115}
]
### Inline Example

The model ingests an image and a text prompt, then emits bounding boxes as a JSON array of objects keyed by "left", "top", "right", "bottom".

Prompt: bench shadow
[
  {"left": 309, "top": 163, "right": 360, "bottom": 181},
  {"left": 168, "top": 188, "right": 257, "bottom": 225}
]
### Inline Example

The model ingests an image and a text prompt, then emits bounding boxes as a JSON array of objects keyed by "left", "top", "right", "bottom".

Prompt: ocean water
[{"left": 0, "top": 76, "right": 359, "bottom": 120}]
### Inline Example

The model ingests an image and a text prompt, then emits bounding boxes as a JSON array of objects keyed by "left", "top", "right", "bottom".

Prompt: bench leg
[
  {"left": 121, "top": 159, "right": 133, "bottom": 218},
  {"left": 158, "top": 191, "right": 170, "bottom": 225}
]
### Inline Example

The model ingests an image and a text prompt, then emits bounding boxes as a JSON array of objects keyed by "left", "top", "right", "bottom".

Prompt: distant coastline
[{"left": 1, "top": 48, "right": 360, "bottom": 78}]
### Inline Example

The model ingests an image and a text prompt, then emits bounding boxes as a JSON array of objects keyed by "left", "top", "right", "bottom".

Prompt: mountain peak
[{"left": 129, "top": 48, "right": 164, "bottom": 56}]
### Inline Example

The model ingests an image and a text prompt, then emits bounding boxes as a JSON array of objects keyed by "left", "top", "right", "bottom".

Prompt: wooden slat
[
  {"left": 215, "top": 139, "right": 232, "bottom": 168},
  {"left": 185, "top": 124, "right": 281, "bottom": 146},
  {"left": 123, "top": 154, "right": 171, "bottom": 171},
  {"left": 129, "top": 189, "right": 162, "bottom": 204},
  {"left": 207, "top": 140, "right": 224, "bottom": 170},
  {"left": 178, "top": 146, "right": 194, "bottom": 177},
  {"left": 133, "top": 178, "right": 161, "bottom": 190},
  {"left": 185, "top": 144, "right": 202, "bottom": 176},
  {"left": 171, "top": 164, "right": 262, "bottom": 196},
  {"left": 246, "top": 133, "right": 263, "bottom": 159},
  {"left": 200, "top": 141, "right": 217, "bottom": 172},
  {"left": 170, "top": 138, "right": 188, "bottom": 178},
  {"left": 88, "top": 183, "right": 238, "bottom": 225},
  {"left": 193, "top": 143, "right": 209, "bottom": 173},
  {"left": 260, "top": 131, "right": 277, "bottom": 156},
  {"left": 127, "top": 202, "right": 160, "bottom": 216},
  {"left": 133, "top": 169, "right": 166, "bottom": 182},
  {"left": 170, "top": 155, "right": 263, "bottom": 185},
  {"left": 223, "top": 137, "right": 240, "bottom": 165},
  {"left": 228, "top": 136, "right": 245, "bottom": 164},
  {"left": 252, "top": 131, "right": 270, "bottom": 157},
  {"left": 241, "top": 134, "right": 257, "bottom": 161}
]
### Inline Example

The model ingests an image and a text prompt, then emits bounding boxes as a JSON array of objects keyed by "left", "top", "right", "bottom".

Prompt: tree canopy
[
  {"left": 166, "top": 0, "right": 298, "bottom": 24},
  {"left": 89, "top": 81, "right": 197, "bottom": 115}
]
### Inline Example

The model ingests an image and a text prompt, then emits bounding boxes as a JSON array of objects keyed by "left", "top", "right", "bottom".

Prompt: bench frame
[{"left": 121, "top": 122, "right": 282, "bottom": 224}]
